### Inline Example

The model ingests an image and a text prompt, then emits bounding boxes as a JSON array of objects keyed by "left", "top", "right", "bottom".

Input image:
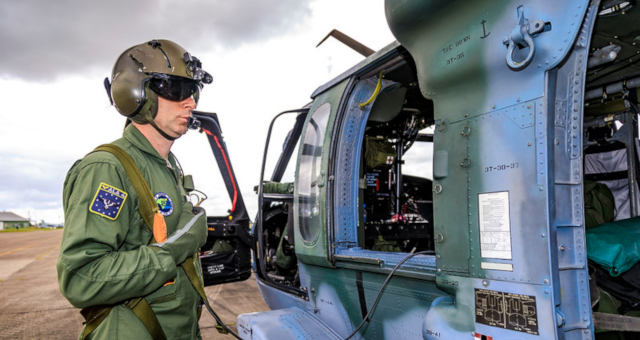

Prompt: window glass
[
  {"left": 402, "top": 127, "right": 434, "bottom": 180},
  {"left": 264, "top": 113, "right": 301, "bottom": 184},
  {"left": 297, "top": 103, "right": 331, "bottom": 242}
]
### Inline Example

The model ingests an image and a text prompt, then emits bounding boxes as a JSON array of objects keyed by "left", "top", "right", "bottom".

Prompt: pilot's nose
[{"left": 183, "top": 96, "right": 196, "bottom": 110}]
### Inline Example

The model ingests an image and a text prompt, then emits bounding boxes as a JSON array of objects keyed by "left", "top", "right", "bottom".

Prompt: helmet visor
[{"left": 149, "top": 75, "right": 201, "bottom": 102}]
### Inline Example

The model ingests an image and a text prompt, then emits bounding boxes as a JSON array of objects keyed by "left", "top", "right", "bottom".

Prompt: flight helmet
[{"left": 105, "top": 39, "right": 212, "bottom": 139}]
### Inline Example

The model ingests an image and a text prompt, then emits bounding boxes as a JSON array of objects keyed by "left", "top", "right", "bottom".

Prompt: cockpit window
[{"left": 297, "top": 102, "right": 331, "bottom": 242}]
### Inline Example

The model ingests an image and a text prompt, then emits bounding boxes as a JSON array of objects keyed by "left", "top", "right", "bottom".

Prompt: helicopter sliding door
[
  {"left": 331, "top": 49, "right": 436, "bottom": 258},
  {"left": 324, "top": 45, "right": 444, "bottom": 339}
]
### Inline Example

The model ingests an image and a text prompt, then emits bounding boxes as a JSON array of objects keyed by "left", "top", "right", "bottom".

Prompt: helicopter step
[{"left": 237, "top": 307, "right": 342, "bottom": 340}]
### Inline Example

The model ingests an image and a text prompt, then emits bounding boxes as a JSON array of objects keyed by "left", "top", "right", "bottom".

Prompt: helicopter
[{"left": 191, "top": 0, "right": 640, "bottom": 338}]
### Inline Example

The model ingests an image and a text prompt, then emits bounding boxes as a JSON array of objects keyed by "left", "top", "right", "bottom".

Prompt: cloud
[
  {"left": 0, "top": 0, "right": 312, "bottom": 81},
  {"left": 0, "top": 153, "right": 71, "bottom": 212}
]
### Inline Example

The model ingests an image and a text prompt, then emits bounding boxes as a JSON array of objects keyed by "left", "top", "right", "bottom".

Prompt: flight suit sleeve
[{"left": 57, "top": 159, "right": 178, "bottom": 308}]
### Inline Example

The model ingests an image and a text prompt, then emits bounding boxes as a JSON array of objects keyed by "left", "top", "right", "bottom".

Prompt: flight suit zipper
[{"left": 165, "top": 158, "right": 187, "bottom": 200}]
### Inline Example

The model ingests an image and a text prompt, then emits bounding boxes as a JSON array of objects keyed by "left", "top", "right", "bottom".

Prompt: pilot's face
[{"left": 154, "top": 95, "right": 196, "bottom": 138}]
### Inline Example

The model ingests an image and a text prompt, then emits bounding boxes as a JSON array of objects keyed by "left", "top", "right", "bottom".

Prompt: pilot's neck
[{"left": 131, "top": 123, "right": 174, "bottom": 160}]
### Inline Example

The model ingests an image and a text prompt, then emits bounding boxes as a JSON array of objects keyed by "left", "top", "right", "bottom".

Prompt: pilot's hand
[{"left": 151, "top": 202, "right": 207, "bottom": 264}]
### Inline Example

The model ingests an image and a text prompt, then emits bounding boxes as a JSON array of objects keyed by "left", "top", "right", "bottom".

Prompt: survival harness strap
[{"left": 80, "top": 144, "right": 222, "bottom": 340}]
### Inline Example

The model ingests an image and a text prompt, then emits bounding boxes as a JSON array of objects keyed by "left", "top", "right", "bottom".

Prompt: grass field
[{"left": 0, "top": 226, "right": 62, "bottom": 233}]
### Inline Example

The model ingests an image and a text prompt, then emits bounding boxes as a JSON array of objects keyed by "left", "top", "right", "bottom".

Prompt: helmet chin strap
[{"left": 149, "top": 120, "right": 179, "bottom": 141}]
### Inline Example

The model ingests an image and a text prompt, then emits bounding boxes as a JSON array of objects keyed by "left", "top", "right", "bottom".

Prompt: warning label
[
  {"left": 475, "top": 288, "right": 539, "bottom": 335},
  {"left": 478, "top": 192, "right": 512, "bottom": 259}
]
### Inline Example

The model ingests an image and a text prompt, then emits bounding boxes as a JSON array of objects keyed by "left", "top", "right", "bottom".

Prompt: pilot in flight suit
[{"left": 57, "top": 39, "right": 213, "bottom": 340}]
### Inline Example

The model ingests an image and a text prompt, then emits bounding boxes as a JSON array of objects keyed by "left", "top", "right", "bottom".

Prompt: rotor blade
[{"left": 316, "top": 29, "right": 375, "bottom": 57}]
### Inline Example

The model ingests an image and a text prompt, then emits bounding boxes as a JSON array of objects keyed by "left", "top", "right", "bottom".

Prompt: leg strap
[
  {"left": 80, "top": 298, "right": 167, "bottom": 340},
  {"left": 126, "top": 298, "right": 167, "bottom": 340},
  {"left": 80, "top": 305, "right": 112, "bottom": 339},
  {"left": 181, "top": 255, "right": 232, "bottom": 335}
]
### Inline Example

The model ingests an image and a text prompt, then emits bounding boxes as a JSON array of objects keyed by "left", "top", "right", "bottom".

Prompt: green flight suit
[{"left": 57, "top": 124, "right": 206, "bottom": 340}]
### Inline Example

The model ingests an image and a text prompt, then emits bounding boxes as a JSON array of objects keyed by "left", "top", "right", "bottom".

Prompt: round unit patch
[{"left": 154, "top": 192, "right": 174, "bottom": 216}]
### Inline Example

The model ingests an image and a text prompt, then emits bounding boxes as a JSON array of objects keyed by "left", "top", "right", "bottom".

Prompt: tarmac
[{"left": 0, "top": 229, "right": 269, "bottom": 339}]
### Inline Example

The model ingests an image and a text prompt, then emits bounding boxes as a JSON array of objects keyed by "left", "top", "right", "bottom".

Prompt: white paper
[
  {"left": 481, "top": 262, "right": 514, "bottom": 271},
  {"left": 478, "top": 191, "right": 512, "bottom": 259}
]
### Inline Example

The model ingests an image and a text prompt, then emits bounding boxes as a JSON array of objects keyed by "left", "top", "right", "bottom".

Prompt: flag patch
[{"left": 89, "top": 182, "right": 128, "bottom": 220}]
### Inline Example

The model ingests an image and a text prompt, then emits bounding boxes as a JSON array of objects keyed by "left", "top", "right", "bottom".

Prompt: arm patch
[{"left": 89, "top": 182, "right": 128, "bottom": 220}]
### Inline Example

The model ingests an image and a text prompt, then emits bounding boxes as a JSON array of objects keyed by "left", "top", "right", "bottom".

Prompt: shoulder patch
[{"left": 89, "top": 182, "right": 128, "bottom": 220}]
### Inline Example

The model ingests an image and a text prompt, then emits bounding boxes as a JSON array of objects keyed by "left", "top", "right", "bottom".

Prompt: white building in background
[{"left": 0, "top": 211, "right": 30, "bottom": 230}]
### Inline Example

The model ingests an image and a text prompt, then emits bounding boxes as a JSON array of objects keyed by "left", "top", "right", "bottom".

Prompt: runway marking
[
  {"left": 36, "top": 244, "right": 59, "bottom": 260},
  {"left": 0, "top": 259, "right": 34, "bottom": 280},
  {"left": 208, "top": 284, "right": 224, "bottom": 300},
  {"left": 0, "top": 239, "right": 52, "bottom": 257},
  {"left": 0, "top": 306, "right": 77, "bottom": 315}
]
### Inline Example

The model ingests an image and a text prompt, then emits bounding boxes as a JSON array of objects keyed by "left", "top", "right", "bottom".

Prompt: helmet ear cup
[
  {"left": 129, "top": 84, "right": 158, "bottom": 124},
  {"left": 111, "top": 48, "right": 148, "bottom": 118}
]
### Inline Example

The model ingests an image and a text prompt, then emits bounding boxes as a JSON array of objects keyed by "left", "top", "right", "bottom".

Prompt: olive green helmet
[{"left": 105, "top": 39, "right": 212, "bottom": 128}]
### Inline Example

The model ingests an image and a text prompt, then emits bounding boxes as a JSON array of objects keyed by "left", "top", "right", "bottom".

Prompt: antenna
[{"left": 316, "top": 29, "right": 374, "bottom": 57}]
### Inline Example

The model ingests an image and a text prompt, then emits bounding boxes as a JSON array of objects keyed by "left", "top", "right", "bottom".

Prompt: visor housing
[{"left": 149, "top": 74, "right": 202, "bottom": 102}]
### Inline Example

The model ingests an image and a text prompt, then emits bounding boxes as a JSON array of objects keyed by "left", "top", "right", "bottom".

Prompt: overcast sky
[{"left": 0, "top": 0, "right": 395, "bottom": 224}]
